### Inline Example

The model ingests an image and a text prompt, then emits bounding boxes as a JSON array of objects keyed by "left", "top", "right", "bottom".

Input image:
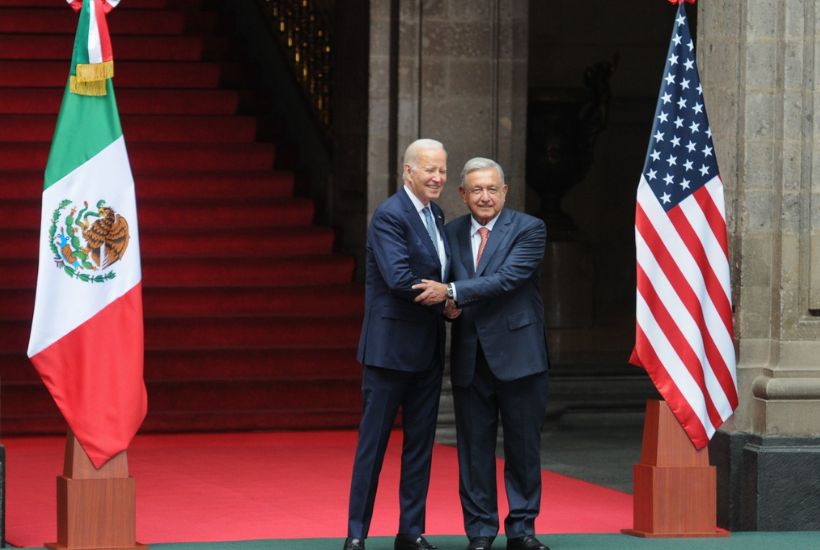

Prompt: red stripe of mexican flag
[{"left": 27, "top": 0, "right": 146, "bottom": 469}]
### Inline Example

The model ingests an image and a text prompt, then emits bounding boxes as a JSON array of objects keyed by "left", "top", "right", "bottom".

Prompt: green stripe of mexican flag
[{"left": 27, "top": 1, "right": 146, "bottom": 469}]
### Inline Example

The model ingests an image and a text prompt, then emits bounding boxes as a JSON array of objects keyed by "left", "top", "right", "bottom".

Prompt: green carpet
[{"left": 22, "top": 532, "right": 819, "bottom": 550}]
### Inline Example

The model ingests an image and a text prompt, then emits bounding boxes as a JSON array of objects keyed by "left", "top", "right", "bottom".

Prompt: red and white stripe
[
  {"left": 633, "top": 175, "right": 737, "bottom": 449},
  {"left": 67, "top": 0, "right": 120, "bottom": 63}
]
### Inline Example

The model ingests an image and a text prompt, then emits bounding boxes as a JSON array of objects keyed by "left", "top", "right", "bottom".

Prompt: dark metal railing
[{"left": 259, "top": 0, "right": 332, "bottom": 134}]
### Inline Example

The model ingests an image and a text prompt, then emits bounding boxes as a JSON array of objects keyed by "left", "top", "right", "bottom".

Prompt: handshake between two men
[{"left": 412, "top": 280, "right": 461, "bottom": 319}]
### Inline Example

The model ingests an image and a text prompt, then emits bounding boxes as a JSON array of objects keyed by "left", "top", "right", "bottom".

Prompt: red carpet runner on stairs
[
  {"left": 3, "top": 431, "right": 632, "bottom": 546},
  {"left": 0, "top": 0, "right": 364, "bottom": 432}
]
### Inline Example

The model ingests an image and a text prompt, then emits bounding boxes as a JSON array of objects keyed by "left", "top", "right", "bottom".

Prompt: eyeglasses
[{"left": 467, "top": 186, "right": 501, "bottom": 196}]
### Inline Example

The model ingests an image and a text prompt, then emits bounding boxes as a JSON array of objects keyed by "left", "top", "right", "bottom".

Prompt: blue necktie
[{"left": 422, "top": 206, "right": 439, "bottom": 254}]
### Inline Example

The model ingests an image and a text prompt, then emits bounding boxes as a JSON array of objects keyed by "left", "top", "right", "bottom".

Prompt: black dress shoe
[
  {"left": 506, "top": 535, "right": 549, "bottom": 550},
  {"left": 394, "top": 534, "right": 438, "bottom": 550},
  {"left": 467, "top": 536, "right": 494, "bottom": 550},
  {"left": 343, "top": 537, "right": 365, "bottom": 550}
]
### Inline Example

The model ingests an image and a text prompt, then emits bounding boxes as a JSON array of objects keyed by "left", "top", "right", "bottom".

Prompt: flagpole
[
  {"left": 29, "top": 1, "right": 148, "bottom": 547},
  {"left": 625, "top": 0, "right": 737, "bottom": 537},
  {"left": 46, "top": 431, "right": 147, "bottom": 550}
]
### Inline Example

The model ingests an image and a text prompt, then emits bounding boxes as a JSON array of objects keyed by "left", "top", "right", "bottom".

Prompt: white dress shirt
[
  {"left": 450, "top": 213, "right": 501, "bottom": 302},
  {"left": 469, "top": 214, "right": 500, "bottom": 270},
  {"left": 403, "top": 185, "right": 446, "bottom": 278}
]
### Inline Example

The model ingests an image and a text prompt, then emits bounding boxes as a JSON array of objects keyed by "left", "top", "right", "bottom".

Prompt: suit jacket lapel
[
  {"left": 476, "top": 209, "right": 510, "bottom": 277},
  {"left": 432, "top": 205, "right": 450, "bottom": 276},
  {"left": 459, "top": 217, "right": 475, "bottom": 277}
]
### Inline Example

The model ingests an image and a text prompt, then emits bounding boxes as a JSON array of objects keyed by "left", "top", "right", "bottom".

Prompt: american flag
[{"left": 630, "top": 1, "right": 737, "bottom": 449}]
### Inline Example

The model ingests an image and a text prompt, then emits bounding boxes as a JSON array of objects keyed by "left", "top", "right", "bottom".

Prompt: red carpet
[{"left": 3, "top": 431, "right": 631, "bottom": 546}]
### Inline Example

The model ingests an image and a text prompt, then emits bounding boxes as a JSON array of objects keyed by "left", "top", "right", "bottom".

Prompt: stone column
[
  {"left": 368, "top": 0, "right": 529, "bottom": 439},
  {"left": 699, "top": 0, "right": 820, "bottom": 530}
]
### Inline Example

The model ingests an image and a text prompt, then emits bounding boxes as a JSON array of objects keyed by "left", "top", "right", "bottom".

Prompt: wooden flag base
[
  {"left": 621, "top": 400, "right": 728, "bottom": 538},
  {"left": 46, "top": 432, "right": 147, "bottom": 550}
]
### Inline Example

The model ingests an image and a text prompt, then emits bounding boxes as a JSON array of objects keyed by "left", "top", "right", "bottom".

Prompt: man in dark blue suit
[
  {"left": 344, "top": 139, "right": 450, "bottom": 550},
  {"left": 413, "top": 158, "right": 550, "bottom": 550}
]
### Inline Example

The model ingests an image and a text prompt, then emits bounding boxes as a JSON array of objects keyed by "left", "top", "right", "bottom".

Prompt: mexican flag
[{"left": 27, "top": 0, "right": 147, "bottom": 469}]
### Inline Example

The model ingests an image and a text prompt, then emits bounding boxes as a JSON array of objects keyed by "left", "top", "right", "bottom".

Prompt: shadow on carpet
[{"left": 19, "top": 532, "right": 820, "bottom": 550}]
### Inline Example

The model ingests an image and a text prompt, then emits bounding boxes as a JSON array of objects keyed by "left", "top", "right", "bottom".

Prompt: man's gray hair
[
  {"left": 460, "top": 157, "right": 505, "bottom": 185},
  {"left": 403, "top": 138, "right": 446, "bottom": 167}
]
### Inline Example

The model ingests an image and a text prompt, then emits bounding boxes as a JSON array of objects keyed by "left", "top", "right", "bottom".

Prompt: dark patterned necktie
[{"left": 422, "top": 206, "right": 439, "bottom": 254}]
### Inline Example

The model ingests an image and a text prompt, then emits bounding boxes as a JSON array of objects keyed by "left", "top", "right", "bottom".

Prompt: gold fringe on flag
[
  {"left": 75, "top": 60, "right": 114, "bottom": 82},
  {"left": 69, "top": 76, "right": 107, "bottom": 96},
  {"left": 70, "top": 60, "right": 114, "bottom": 96}
]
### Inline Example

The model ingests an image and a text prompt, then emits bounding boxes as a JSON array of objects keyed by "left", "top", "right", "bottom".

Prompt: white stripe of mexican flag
[
  {"left": 27, "top": 4, "right": 146, "bottom": 468},
  {"left": 28, "top": 136, "right": 142, "bottom": 352}
]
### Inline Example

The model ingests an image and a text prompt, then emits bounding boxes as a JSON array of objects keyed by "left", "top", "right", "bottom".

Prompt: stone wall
[
  {"left": 699, "top": 0, "right": 820, "bottom": 530},
  {"left": 368, "top": 0, "right": 528, "bottom": 221}
]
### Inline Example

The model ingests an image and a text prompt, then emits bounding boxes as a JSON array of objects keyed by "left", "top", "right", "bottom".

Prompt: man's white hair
[
  {"left": 403, "top": 138, "right": 446, "bottom": 167},
  {"left": 460, "top": 157, "right": 505, "bottom": 185}
]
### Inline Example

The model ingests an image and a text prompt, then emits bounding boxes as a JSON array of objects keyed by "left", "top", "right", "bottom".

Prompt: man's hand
[
  {"left": 443, "top": 299, "right": 461, "bottom": 319},
  {"left": 412, "top": 279, "right": 448, "bottom": 305}
]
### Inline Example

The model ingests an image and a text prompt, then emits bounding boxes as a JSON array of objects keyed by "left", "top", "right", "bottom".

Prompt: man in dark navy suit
[
  {"left": 413, "top": 158, "right": 550, "bottom": 550},
  {"left": 343, "top": 139, "right": 450, "bottom": 550}
]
